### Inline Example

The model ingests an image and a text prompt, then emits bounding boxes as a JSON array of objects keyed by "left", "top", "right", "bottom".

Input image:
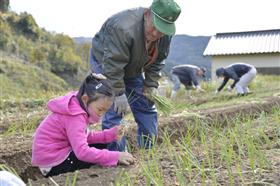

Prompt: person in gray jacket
[
  {"left": 89, "top": 0, "right": 181, "bottom": 150},
  {"left": 215, "top": 63, "right": 257, "bottom": 95},
  {"left": 170, "top": 64, "right": 206, "bottom": 99}
]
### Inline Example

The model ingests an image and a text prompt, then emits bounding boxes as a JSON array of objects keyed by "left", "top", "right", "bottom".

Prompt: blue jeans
[
  {"left": 171, "top": 73, "right": 193, "bottom": 91},
  {"left": 171, "top": 73, "right": 181, "bottom": 91},
  {"left": 90, "top": 51, "right": 158, "bottom": 151}
]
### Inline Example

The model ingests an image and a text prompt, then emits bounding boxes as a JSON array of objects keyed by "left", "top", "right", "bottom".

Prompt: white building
[{"left": 203, "top": 29, "right": 280, "bottom": 79}]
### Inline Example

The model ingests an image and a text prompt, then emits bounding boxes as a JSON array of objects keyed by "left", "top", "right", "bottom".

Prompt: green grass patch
[{"left": 116, "top": 108, "right": 280, "bottom": 185}]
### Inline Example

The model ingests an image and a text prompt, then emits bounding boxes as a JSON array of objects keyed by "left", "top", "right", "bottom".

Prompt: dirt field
[{"left": 0, "top": 95, "right": 279, "bottom": 185}]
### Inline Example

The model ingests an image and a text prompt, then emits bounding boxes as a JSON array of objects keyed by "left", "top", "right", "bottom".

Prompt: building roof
[{"left": 203, "top": 29, "right": 280, "bottom": 56}]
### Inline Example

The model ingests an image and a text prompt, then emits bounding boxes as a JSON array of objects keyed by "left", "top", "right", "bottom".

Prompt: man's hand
[
  {"left": 114, "top": 94, "right": 129, "bottom": 115},
  {"left": 118, "top": 152, "right": 135, "bottom": 166},
  {"left": 214, "top": 90, "right": 219, "bottom": 94},
  {"left": 227, "top": 85, "right": 233, "bottom": 92},
  {"left": 143, "top": 86, "right": 158, "bottom": 101},
  {"left": 196, "top": 85, "right": 205, "bottom": 92}
]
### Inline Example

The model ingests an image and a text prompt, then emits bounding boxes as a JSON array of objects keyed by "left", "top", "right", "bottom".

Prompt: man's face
[{"left": 144, "top": 10, "right": 164, "bottom": 42}]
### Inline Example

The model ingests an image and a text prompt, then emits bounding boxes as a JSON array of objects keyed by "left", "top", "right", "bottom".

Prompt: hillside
[
  {"left": 0, "top": 11, "right": 91, "bottom": 92},
  {"left": 0, "top": 51, "right": 67, "bottom": 99}
]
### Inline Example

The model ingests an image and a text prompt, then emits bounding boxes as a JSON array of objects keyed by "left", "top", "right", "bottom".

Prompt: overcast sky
[{"left": 10, "top": 0, "right": 280, "bottom": 37}]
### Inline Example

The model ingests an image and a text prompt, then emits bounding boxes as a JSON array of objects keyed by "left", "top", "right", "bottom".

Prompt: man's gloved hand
[
  {"left": 196, "top": 85, "right": 205, "bottom": 92},
  {"left": 114, "top": 94, "right": 129, "bottom": 115},
  {"left": 227, "top": 85, "right": 233, "bottom": 92},
  {"left": 91, "top": 73, "right": 107, "bottom": 80},
  {"left": 143, "top": 86, "right": 158, "bottom": 101},
  {"left": 214, "top": 90, "right": 219, "bottom": 94}
]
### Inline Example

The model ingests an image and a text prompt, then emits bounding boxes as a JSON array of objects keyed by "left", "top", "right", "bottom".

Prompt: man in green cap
[{"left": 90, "top": 0, "right": 181, "bottom": 150}]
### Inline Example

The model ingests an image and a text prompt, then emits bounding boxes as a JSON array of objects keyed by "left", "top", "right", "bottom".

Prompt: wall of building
[{"left": 211, "top": 53, "right": 280, "bottom": 79}]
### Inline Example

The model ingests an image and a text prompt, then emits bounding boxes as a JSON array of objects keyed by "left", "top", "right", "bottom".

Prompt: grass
[
  {"left": 0, "top": 53, "right": 68, "bottom": 100},
  {"left": 166, "top": 75, "right": 280, "bottom": 112},
  {"left": 0, "top": 90, "right": 64, "bottom": 136},
  {"left": 152, "top": 94, "right": 173, "bottom": 114},
  {"left": 115, "top": 107, "right": 280, "bottom": 185},
  {"left": 48, "top": 171, "right": 79, "bottom": 186},
  {"left": 2, "top": 114, "right": 44, "bottom": 136},
  {"left": 0, "top": 164, "right": 21, "bottom": 178}
]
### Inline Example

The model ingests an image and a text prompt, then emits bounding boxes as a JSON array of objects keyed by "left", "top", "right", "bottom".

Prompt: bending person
[
  {"left": 170, "top": 64, "right": 206, "bottom": 99},
  {"left": 215, "top": 63, "right": 257, "bottom": 95}
]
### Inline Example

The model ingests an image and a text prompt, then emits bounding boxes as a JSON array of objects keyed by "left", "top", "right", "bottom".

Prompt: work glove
[
  {"left": 227, "top": 85, "right": 233, "bottom": 92},
  {"left": 91, "top": 73, "right": 107, "bottom": 80},
  {"left": 143, "top": 86, "right": 158, "bottom": 101},
  {"left": 114, "top": 94, "right": 129, "bottom": 115},
  {"left": 196, "top": 85, "right": 205, "bottom": 92},
  {"left": 214, "top": 90, "right": 219, "bottom": 94}
]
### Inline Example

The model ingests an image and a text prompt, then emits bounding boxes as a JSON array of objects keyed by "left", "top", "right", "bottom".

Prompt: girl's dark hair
[{"left": 77, "top": 74, "right": 114, "bottom": 109}]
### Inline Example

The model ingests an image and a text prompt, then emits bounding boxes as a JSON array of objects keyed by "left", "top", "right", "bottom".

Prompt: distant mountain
[
  {"left": 164, "top": 35, "right": 212, "bottom": 78},
  {"left": 74, "top": 37, "right": 92, "bottom": 44},
  {"left": 74, "top": 34, "right": 212, "bottom": 78}
]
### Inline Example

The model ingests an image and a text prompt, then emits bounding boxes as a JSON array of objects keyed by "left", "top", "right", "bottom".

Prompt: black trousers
[{"left": 46, "top": 143, "right": 108, "bottom": 177}]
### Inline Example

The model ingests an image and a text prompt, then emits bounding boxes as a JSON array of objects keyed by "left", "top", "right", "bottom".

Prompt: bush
[
  {"left": 53, "top": 34, "right": 74, "bottom": 48},
  {"left": 50, "top": 46, "right": 83, "bottom": 74},
  {"left": 17, "top": 13, "right": 41, "bottom": 40}
]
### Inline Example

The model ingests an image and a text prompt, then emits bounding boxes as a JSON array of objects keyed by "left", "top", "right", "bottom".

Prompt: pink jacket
[{"left": 32, "top": 91, "right": 120, "bottom": 167}]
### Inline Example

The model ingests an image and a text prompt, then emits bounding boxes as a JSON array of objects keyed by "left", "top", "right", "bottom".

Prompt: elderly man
[
  {"left": 170, "top": 64, "right": 206, "bottom": 99},
  {"left": 90, "top": 0, "right": 181, "bottom": 150}
]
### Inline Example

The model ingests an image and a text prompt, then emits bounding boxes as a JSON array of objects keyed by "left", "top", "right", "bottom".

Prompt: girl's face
[
  {"left": 82, "top": 95, "right": 113, "bottom": 117},
  {"left": 88, "top": 97, "right": 113, "bottom": 117}
]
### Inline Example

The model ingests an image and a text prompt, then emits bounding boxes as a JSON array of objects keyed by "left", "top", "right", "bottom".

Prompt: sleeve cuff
[
  {"left": 105, "top": 126, "right": 119, "bottom": 142},
  {"left": 102, "top": 151, "right": 120, "bottom": 167}
]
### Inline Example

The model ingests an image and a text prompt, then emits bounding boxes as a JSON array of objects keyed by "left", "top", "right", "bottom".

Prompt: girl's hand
[
  {"left": 117, "top": 124, "right": 128, "bottom": 141},
  {"left": 118, "top": 152, "right": 135, "bottom": 165}
]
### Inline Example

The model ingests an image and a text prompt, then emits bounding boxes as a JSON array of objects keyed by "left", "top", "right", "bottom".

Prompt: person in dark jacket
[
  {"left": 170, "top": 65, "right": 206, "bottom": 99},
  {"left": 215, "top": 63, "right": 257, "bottom": 95},
  {"left": 89, "top": 0, "right": 181, "bottom": 150}
]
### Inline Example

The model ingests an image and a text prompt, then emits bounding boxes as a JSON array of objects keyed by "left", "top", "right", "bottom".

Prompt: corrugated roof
[{"left": 203, "top": 29, "right": 280, "bottom": 56}]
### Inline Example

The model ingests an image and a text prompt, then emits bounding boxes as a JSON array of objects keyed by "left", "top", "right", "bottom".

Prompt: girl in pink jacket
[{"left": 32, "top": 74, "right": 134, "bottom": 177}]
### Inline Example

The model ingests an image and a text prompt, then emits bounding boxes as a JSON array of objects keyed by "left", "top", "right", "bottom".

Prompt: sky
[{"left": 10, "top": 0, "right": 280, "bottom": 37}]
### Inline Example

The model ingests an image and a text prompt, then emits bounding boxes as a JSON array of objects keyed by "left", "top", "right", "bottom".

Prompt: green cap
[{"left": 151, "top": 0, "right": 181, "bottom": 36}]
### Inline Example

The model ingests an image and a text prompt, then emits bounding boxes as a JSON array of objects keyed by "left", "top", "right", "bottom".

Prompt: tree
[{"left": 0, "top": 0, "right": 9, "bottom": 12}]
